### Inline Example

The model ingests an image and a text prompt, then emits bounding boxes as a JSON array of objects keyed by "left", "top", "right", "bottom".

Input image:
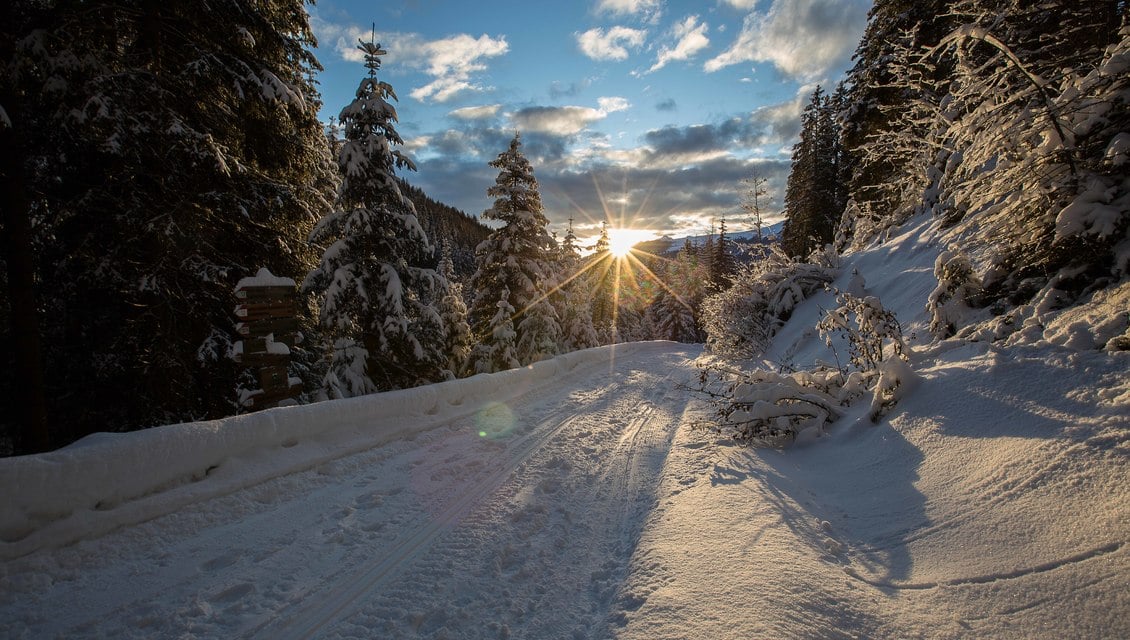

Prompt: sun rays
[{"left": 493, "top": 172, "right": 701, "bottom": 369}]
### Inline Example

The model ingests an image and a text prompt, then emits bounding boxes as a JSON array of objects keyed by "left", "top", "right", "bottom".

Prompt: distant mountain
[{"left": 635, "top": 222, "right": 783, "bottom": 258}]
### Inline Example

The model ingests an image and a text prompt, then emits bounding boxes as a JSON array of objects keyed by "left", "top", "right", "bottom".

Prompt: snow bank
[{"left": 0, "top": 343, "right": 661, "bottom": 560}]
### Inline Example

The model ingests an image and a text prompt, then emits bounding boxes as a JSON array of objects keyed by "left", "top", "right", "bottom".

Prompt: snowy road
[{"left": 1, "top": 343, "right": 701, "bottom": 639}]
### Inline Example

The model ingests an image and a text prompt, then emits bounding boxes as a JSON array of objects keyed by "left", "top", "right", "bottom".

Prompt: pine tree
[
  {"left": 841, "top": 0, "right": 1128, "bottom": 303},
  {"left": 468, "top": 134, "right": 560, "bottom": 370},
  {"left": 838, "top": 0, "right": 951, "bottom": 247},
  {"left": 2, "top": 1, "right": 336, "bottom": 450},
  {"left": 782, "top": 86, "right": 846, "bottom": 258},
  {"left": 552, "top": 218, "right": 599, "bottom": 352},
  {"left": 710, "top": 216, "right": 737, "bottom": 291},
  {"left": 437, "top": 244, "right": 474, "bottom": 377},
  {"left": 587, "top": 221, "right": 618, "bottom": 344},
  {"left": 304, "top": 35, "right": 447, "bottom": 397},
  {"left": 470, "top": 288, "right": 520, "bottom": 374}
]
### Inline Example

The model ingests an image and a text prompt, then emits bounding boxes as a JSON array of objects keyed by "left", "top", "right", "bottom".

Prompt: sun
[{"left": 607, "top": 228, "right": 652, "bottom": 258}]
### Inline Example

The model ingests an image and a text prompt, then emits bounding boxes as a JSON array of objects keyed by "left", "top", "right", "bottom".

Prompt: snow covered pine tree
[
  {"left": 1, "top": 1, "right": 335, "bottom": 449},
  {"left": 304, "top": 34, "right": 448, "bottom": 398},
  {"left": 468, "top": 134, "right": 561, "bottom": 372}
]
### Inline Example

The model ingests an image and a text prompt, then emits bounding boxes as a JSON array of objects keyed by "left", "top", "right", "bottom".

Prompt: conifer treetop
[{"left": 358, "top": 23, "right": 387, "bottom": 78}]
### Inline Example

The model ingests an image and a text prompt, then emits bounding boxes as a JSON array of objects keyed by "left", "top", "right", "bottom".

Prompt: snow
[
  {"left": 235, "top": 267, "right": 296, "bottom": 291},
  {"left": 2, "top": 215, "right": 1128, "bottom": 638}
]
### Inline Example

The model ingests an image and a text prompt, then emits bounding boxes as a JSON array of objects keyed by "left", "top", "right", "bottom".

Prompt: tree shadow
[{"left": 710, "top": 422, "right": 928, "bottom": 590}]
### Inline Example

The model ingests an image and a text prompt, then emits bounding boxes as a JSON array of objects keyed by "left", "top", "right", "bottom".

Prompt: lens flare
[{"left": 474, "top": 401, "right": 516, "bottom": 439}]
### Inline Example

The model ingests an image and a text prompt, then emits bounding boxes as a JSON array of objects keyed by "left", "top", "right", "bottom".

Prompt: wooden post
[{"left": 233, "top": 268, "right": 302, "bottom": 410}]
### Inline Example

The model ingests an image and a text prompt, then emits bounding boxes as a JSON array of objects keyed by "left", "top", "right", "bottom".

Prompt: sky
[{"left": 307, "top": 0, "right": 872, "bottom": 245}]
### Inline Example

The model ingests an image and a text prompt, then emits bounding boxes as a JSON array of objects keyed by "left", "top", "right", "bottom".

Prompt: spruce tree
[
  {"left": 304, "top": 36, "right": 447, "bottom": 397},
  {"left": 2, "top": 0, "right": 336, "bottom": 449},
  {"left": 437, "top": 244, "right": 474, "bottom": 377},
  {"left": 710, "top": 217, "right": 737, "bottom": 291},
  {"left": 468, "top": 134, "right": 561, "bottom": 370},
  {"left": 782, "top": 86, "right": 846, "bottom": 258},
  {"left": 587, "top": 221, "right": 618, "bottom": 344},
  {"left": 552, "top": 218, "right": 599, "bottom": 352},
  {"left": 470, "top": 288, "right": 521, "bottom": 374}
]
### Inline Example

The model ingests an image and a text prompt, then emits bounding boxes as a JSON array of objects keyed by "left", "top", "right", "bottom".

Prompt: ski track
[{"left": 0, "top": 344, "right": 695, "bottom": 640}]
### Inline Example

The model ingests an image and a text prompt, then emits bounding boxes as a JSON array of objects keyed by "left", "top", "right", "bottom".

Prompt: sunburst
[{"left": 607, "top": 228, "right": 653, "bottom": 258}]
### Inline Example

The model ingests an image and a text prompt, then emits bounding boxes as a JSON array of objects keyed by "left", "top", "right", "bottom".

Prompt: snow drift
[{"left": 0, "top": 343, "right": 655, "bottom": 560}]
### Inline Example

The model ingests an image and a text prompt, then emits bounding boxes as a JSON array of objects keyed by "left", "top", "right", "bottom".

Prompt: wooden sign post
[{"left": 233, "top": 268, "right": 302, "bottom": 410}]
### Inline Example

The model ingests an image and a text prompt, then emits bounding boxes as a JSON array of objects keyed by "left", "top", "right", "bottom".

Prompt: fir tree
[
  {"left": 552, "top": 218, "right": 599, "bottom": 352},
  {"left": 303, "top": 35, "right": 447, "bottom": 397},
  {"left": 710, "top": 216, "right": 737, "bottom": 291},
  {"left": 838, "top": 0, "right": 950, "bottom": 247},
  {"left": 468, "top": 134, "right": 560, "bottom": 370},
  {"left": 782, "top": 86, "right": 846, "bottom": 258},
  {"left": 2, "top": 0, "right": 336, "bottom": 450},
  {"left": 470, "top": 288, "right": 520, "bottom": 374},
  {"left": 437, "top": 244, "right": 474, "bottom": 377},
  {"left": 587, "top": 221, "right": 618, "bottom": 344}
]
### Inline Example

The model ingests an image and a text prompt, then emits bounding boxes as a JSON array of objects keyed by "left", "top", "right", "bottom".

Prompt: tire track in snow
[
  {"left": 248, "top": 381, "right": 628, "bottom": 640},
  {"left": 843, "top": 541, "right": 1125, "bottom": 590},
  {"left": 313, "top": 360, "right": 690, "bottom": 638}
]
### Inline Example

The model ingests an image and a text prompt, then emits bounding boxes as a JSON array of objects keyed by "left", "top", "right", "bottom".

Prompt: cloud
[
  {"left": 595, "top": 0, "right": 662, "bottom": 20},
  {"left": 510, "top": 97, "right": 630, "bottom": 137},
  {"left": 309, "top": 15, "right": 508, "bottom": 103},
  {"left": 648, "top": 15, "right": 711, "bottom": 73},
  {"left": 597, "top": 96, "right": 631, "bottom": 113},
  {"left": 449, "top": 104, "right": 503, "bottom": 120},
  {"left": 408, "top": 34, "right": 510, "bottom": 102},
  {"left": 549, "top": 79, "right": 593, "bottom": 99},
  {"left": 718, "top": 0, "right": 759, "bottom": 8},
  {"left": 576, "top": 26, "right": 648, "bottom": 61},
  {"left": 704, "top": 0, "right": 869, "bottom": 80},
  {"left": 656, "top": 98, "right": 677, "bottom": 112},
  {"left": 638, "top": 96, "right": 801, "bottom": 161},
  {"left": 539, "top": 155, "right": 792, "bottom": 236}
]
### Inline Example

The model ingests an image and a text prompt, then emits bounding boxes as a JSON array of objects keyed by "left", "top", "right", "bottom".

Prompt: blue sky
[{"left": 307, "top": 0, "right": 871, "bottom": 243}]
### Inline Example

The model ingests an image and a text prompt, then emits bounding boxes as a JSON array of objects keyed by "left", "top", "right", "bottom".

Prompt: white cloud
[
  {"left": 511, "top": 97, "right": 631, "bottom": 136},
  {"left": 408, "top": 33, "right": 510, "bottom": 102},
  {"left": 309, "top": 15, "right": 508, "bottom": 103},
  {"left": 576, "top": 26, "right": 648, "bottom": 61},
  {"left": 449, "top": 104, "right": 503, "bottom": 120},
  {"left": 704, "top": 0, "right": 868, "bottom": 80},
  {"left": 598, "top": 96, "right": 631, "bottom": 113},
  {"left": 648, "top": 15, "right": 710, "bottom": 73},
  {"left": 718, "top": 0, "right": 759, "bottom": 9},
  {"left": 449, "top": 104, "right": 503, "bottom": 121},
  {"left": 595, "top": 0, "right": 662, "bottom": 19}
]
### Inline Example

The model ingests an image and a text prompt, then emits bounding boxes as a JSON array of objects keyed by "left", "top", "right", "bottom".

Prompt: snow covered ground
[{"left": 1, "top": 215, "right": 1128, "bottom": 639}]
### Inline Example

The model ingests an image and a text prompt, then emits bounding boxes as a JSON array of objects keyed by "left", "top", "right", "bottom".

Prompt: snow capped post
[{"left": 233, "top": 268, "right": 301, "bottom": 410}]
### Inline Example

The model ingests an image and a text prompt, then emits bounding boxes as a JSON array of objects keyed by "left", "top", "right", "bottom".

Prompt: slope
[{"left": 610, "top": 214, "right": 1130, "bottom": 639}]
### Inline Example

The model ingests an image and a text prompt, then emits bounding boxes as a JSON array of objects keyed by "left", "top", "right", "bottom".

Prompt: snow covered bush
[
  {"left": 927, "top": 250, "right": 981, "bottom": 339},
  {"left": 701, "top": 247, "right": 834, "bottom": 359},
  {"left": 691, "top": 364, "right": 865, "bottom": 447},
  {"left": 818, "top": 292, "right": 908, "bottom": 374},
  {"left": 817, "top": 292, "right": 916, "bottom": 421}
]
